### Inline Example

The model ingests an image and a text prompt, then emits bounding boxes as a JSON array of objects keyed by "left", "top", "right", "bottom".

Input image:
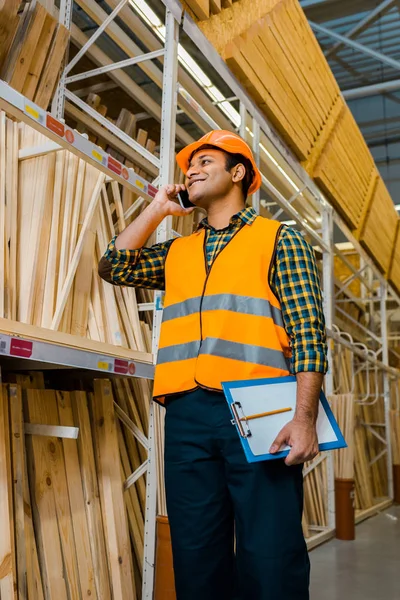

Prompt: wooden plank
[
  {"left": 0, "top": 384, "right": 17, "bottom": 599},
  {"left": 9, "top": 384, "right": 27, "bottom": 600},
  {"left": 25, "top": 389, "right": 80, "bottom": 600},
  {"left": 5, "top": 119, "right": 18, "bottom": 321},
  {"left": 70, "top": 166, "right": 101, "bottom": 337},
  {"left": 0, "top": 1, "right": 35, "bottom": 82},
  {"left": 184, "top": 0, "right": 210, "bottom": 21},
  {"left": 52, "top": 171, "right": 105, "bottom": 331},
  {"left": 388, "top": 221, "right": 400, "bottom": 294},
  {"left": 117, "top": 423, "right": 144, "bottom": 570},
  {"left": 0, "top": 0, "right": 20, "bottom": 73},
  {"left": 22, "top": 13, "right": 57, "bottom": 100},
  {"left": 9, "top": 4, "right": 47, "bottom": 93},
  {"left": 71, "top": 391, "right": 111, "bottom": 599},
  {"left": 91, "top": 379, "right": 136, "bottom": 599},
  {"left": 41, "top": 151, "right": 66, "bottom": 328},
  {"left": 0, "top": 111, "right": 6, "bottom": 318},
  {"left": 22, "top": 152, "right": 56, "bottom": 325},
  {"left": 210, "top": 0, "right": 222, "bottom": 14},
  {"left": 34, "top": 24, "right": 69, "bottom": 109},
  {"left": 56, "top": 391, "right": 97, "bottom": 598},
  {"left": 25, "top": 390, "right": 68, "bottom": 600}
]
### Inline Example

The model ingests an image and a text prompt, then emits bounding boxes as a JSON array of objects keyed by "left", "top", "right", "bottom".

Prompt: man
[{"left": 99, "top": 130, "right": 327, "bottom": 600}]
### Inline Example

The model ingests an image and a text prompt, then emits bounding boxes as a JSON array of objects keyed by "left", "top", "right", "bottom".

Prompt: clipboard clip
[{"left": 230, "top": 402, "right": 252, "bottom": 438}]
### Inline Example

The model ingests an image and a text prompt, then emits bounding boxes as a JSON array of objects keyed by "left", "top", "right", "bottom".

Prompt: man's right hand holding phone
[{"left": 154, "top": 184, "right": 195, "bottom": 217}]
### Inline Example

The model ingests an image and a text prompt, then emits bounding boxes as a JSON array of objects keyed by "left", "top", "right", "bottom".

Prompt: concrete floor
[{"left": 310, "top": 506, "right": 400, "bottom": 600}]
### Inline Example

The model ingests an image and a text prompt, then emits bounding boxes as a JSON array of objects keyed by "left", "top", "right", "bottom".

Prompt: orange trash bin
[
  {"left": 335, "top": 478, "right": 355, "bottom": 540},
  {"left": 154, "top": 515, "right": 176, "bottom": 600}
]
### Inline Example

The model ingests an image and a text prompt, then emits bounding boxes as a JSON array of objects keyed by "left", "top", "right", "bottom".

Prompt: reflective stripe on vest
[
  {"left": 162, "top": 293, "right": 284, "bottom": 329},
  {"left": 157, "top": 338, "right": 291, "bottom": 372}
]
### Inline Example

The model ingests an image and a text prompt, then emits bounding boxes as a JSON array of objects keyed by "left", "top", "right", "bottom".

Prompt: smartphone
[{"left": 177, "top": 188, "right": 196, "bottom": 209}]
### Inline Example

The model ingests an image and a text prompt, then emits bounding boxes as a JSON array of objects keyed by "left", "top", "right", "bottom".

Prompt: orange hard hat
[{"left": 176, "top": 130, "right": 262, "bottom": 196}]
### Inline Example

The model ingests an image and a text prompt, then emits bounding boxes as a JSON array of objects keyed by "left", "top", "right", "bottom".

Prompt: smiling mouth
[{"left": 189, "top": 179, "right": 205, "bottom": 188}]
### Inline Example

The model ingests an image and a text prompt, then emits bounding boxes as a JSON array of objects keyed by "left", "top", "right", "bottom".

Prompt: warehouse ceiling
[
  {"left": 69, "top": 1, "right": 400, "bottom": 205},
  {"left": 300, "top": 0, "right": 400, "bottom": 204}
]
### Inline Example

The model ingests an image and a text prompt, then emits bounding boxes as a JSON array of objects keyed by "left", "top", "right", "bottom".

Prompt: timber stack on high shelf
[{"left": 1, "top": 0, "right": 400, "bottom": 598}]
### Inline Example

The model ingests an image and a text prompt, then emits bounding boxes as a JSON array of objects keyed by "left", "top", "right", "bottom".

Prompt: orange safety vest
[{"left": 153, "top": 217, "right": 292, "bottom": 401}]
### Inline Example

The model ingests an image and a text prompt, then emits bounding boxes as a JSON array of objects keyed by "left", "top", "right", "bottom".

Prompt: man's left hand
[{"left": 269, "top": 419, "right": 319, "bottom": 466}]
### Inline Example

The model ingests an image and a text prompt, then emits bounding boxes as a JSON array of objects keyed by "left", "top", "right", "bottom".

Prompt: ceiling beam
[
  {"left": 343, "top": 78, "right": 400, "bottom": 99},
  {"left": 310, "top": 21, "right": 400, "bottom": 71},
  {"left": 325, "top": 0, "right": 397, "bottom": 60}
]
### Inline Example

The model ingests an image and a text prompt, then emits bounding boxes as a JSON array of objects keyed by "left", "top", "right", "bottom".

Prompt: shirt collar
[{"left": 198, "top": 206, "right": 258, "bottom": 231}]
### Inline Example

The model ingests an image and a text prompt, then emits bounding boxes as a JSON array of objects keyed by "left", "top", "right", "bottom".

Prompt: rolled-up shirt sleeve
[
  {"left": 271, "top": 227, "right": 328, "bottom": 374},
  {"left": 98, "top": 236, "right": 174, "bottom": 290}
]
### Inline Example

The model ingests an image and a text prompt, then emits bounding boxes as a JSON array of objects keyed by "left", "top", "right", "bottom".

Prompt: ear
[{"left": 231, "top": 163, "right": 246, "bottom": 184}]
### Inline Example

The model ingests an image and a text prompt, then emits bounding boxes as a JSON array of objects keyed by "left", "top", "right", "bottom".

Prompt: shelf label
[
  {"left": 24, "top": 102, "right": 44, "bottom": 124},
  {"left": 65, "top": 129, "right": 75, "bottom": 144},
  {"left": 107, "top": 156, "right": 122, "bottom": 175},
  {"left": 98, "top": 360, "right": 112, "bottom": 371},
  {"left": 114, "top": 359, "right": 129, "bottom": 374},
  {"left": 46, "top": 114, "right": 64, "bottom": 137},
  {"left": 10, "top": 338, "right": 33, "bottom": 358},
  {"left": 147, "top": 184, "right": 158, "bottom": 198},
  {"left": 135, "top": 179, "right": 145, "bottom": 190},
  {"left": 92, "top": 148, "right": 104, "bottom": 163},
  {"left": 0, "top": 336, "right": 10, "bottom": 355},
  {"left": 128, "top": 362, "right": 136, "bottom": 375}
]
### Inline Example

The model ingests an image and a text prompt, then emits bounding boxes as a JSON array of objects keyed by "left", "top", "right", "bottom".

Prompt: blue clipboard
[{"left": 222, "top": 375, "right": 347, "bottom": 463}]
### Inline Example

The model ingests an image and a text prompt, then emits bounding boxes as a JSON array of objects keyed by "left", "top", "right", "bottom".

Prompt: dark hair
[{"left": 189, "top": 144, "right": 254, "bottom": 198}]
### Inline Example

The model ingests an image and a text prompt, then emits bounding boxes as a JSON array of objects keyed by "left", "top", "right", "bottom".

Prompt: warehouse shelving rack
[{"left": 1, "top": 0, "right": 400, "bottom": 597}]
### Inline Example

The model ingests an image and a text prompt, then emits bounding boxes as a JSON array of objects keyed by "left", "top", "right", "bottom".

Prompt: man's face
[{"left": 185, "top": 149, "right": 233, "bottom": 207}]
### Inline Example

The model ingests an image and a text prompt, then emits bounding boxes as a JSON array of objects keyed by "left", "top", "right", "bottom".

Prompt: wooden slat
[
  {"left": 0, "top": 0, "right": 20, "bottom": 73},
  {"left": 9, "top": 385, "right": 27, "bottom": 600},
  {"left": 0, "top": 384, "right": 17, "bottom": 599},
  {"left": 184, "top": 0, "right": 210, "bottom": 20},
  {"left": 8, "top": 4, "right": 47, "bottom": 93},
  {"left": 91, "top": 379, "right": 136, "bottom": 600},
  {"left": 25, "top": 389, "right": 80, "bottom": 599},
  {"left": 22, "top": 13, "right": 57, "bottom": 100},
  {"left": 56, "top": 391, "right": 97, "bottom": 598},
  {"left": 34, "top": 24, "right": 69, "bottom": 109},
  {"left": 71, "top": 391, "right": 112, "bottom": 599},
  {"left": 1, "top": 1, "right": 35, "bottom": 82}
]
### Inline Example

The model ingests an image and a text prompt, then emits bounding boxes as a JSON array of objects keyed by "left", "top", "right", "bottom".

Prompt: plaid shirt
[{"left": 99, "top": 207, "right": 328, "bottom": 374}]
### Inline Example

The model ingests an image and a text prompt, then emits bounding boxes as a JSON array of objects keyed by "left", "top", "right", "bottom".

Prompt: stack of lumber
[
  {"left": 0, "top": 112, "right": 154, "bottom": 354},
  {"left": 388, "top": 221, "right": 400, "bottom": 295},
  {"left": 0, "top": 0, "right": 69, "bottom": 109},
  {"left": 312, "top": 107, "right": 376, "bottom": 233},
  {"left": 355, "top": 177, "right": 399, "bottom": 275},
  {"left": 330, "top": 394, "right": 355, "bottom": 480},
  {"left": 196, "top": 0, "right": 399, "bottom": 284},
  {"left": 303, "top": 457, "right": 327, "bottom": 534},
  {"left": 0, "top": 372, "right": 150, "bottom": 599},
  {"left": 182, "top": 0, "right": 240, "bottom": 21},
  {"left": 390, "top": 378, "right": 400, "bottom": 466},
  {"left": 331, "top": 345, "right": 376, "bottom": 510}
]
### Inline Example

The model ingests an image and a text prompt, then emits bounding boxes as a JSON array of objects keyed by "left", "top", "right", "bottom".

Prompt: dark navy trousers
[{"left": 164, "top": 388, "right": 310, "bottom": 600}]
